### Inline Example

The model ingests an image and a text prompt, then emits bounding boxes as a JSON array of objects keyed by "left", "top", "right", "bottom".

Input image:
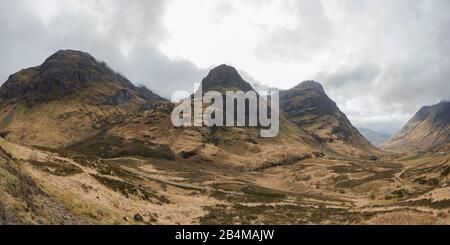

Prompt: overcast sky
[{"left": 0, "top": 0, "right": 449, "bottom": 135}]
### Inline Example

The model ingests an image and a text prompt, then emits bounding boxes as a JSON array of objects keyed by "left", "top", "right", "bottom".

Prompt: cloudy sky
[{"left": 0, "top": 0, "right": 449, "bottom": 135}]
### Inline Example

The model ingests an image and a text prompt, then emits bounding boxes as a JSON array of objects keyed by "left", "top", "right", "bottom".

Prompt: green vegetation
[
  {"left": 211, "top": 183, "right": 287, "bottom": 203},
  {"left": 385, "top": 189, "right": 410, "bottom": 200},
  {"left": 413, "top": 177, "right": 440, "bottom": 187}
]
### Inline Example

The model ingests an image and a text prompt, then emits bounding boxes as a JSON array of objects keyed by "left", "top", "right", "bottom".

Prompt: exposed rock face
[
  {"left": 281, "top": 81, "right": 338, "bottom": 118},
  {"left": 280, "top": 80, "right": 378, "bottom": 155},
  {"left": 0, "top": 50, "right": 138, "bottom": 102},
  {"left": 137, "top": 86, "right": 165, "bottom": 101},
  {"left": 0, "top": 50, "right": 166, "bottom": 105},
  {"left": 193, "top": 64, "right": 263, "bottom": 128},
  {"left": 198, "top": 64, "right": 255, "bottom": 93},
  {"left": 358, "top": 128, "right": 391, "bottom": 146},
  {"left": 106, "top": 89, "right": 132, "bottom": 105},
  {"left": 382, "top": 101, "right": 450, "bottom": 152}
]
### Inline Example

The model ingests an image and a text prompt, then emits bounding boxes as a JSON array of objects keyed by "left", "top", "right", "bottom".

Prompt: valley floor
[{"left": 0, "top": 138, "right": 449, "bottom": 225}]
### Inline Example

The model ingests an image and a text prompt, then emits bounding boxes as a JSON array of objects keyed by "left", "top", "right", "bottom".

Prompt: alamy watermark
[{"left": 171, "top": 84, "right": 280, "bottom": 137}]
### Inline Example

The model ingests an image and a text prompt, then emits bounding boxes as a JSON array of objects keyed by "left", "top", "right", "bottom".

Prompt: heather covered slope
[
  {"left": 382, "top": 101, "right": 450, "bottom": 152},
  {"left": 0, "top": 50, "right": 164, "bottom": 147},
  {"left": 280, "top": 81, "right": 379, "bottom": 156}
]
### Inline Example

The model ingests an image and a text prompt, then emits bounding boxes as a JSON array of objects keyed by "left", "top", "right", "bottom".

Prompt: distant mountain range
[{"left": 357, "top": 128, "right": 391, "bottom": 147}]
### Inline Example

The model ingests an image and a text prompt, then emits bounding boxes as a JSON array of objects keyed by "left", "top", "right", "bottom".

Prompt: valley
[{"left": 0, "top": 136, "right": 448, "bottom": 224}]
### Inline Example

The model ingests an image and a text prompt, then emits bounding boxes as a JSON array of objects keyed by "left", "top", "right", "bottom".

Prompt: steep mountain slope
[
  {"left": 0, "top": 50, "right": 164, "bottom": 147},
  {"left": 382, "top": 101, "right": 450, "bottom": 152},
  {"left": 280, "top": 81, "right": 379, "bottom": 156},
  {"left": 358, "top": 128, "right": 391, "bottom": 146},
  {"left": 0, "top": 138, "right": 91, "bottom": 224}
]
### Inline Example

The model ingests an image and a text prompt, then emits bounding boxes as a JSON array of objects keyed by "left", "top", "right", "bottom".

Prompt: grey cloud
[
  {"left": 0, "top": 0, "right": 52, "bottom": 81},
  {"left": 114, "top": 44, "right": 207, "bottom": 98},
  {"left": 311, "top": 62, "right": 383, "bottom": 120},
  {"left": 213, "top": 1, "right": 235, "bottom": 21},
  {"left": 312, "top": 0, "right": 449, "bottom": 133},
  {"left": 238, "top": 69, "right": 279, "bottom": 92},
  {"left": 0, "top": 0, "right": 205, "bottom": 99},
  {"left": 255, "top": 0, "right": 333, "bottom": 61},
  {"left": 374, "top": 0, "right": 450, "bottom": 114},
  {"left": 316, "top": 63, "right": 382, "bottom": 91},
  {"left": 379, "top": 56, "right": 450, "bottom": 114}
]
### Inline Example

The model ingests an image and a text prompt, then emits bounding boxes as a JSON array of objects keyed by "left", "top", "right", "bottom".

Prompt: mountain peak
[
  {"left": 40, "top": 49, "right": 114, "bottom": 75},
  {"left": 295, "top": 80, "right": 325, "bottom": 92},
  {"left": 413, "top": 101, "right": 450, "bottom": 124},
  {"left": 199, "top": 64, "right": 254, "bottom": 93},
  {"left": 211, "top": 64, "right": 240, "bottom": 75},
  {"left": 0, "top": 50, "right": 160, "bottom": 102},
  {"left": 280, "top": 80, "right": 378, "bottom": 155},
  {"left": 382, "top": 101, "right": 450, "bottom": 151},
  {"left": 45, "top": 49, "right": 96, "bottom": 61}
]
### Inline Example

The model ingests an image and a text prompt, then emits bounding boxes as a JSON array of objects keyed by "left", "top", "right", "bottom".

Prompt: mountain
[
  {"left": 249, "top": 80, "right": 278, "bottom": 94},
  {"left": 382, "top": 101, "right": 450, "bottom": 152},
  {"left": 197, "top": 64, "right": 255, "bottom": 94},
  {"left": 104, "top": 64, "right": 322, "bottom": 169},
  {"left": 0, "top": 52, "right": 322, "bottom": 169},
  {"left": 1, "top": 51, "right": 450, "bottom": 225},
  {"left": 194, "top": 64, "right": 262, "bottom": 127},
  {"left": 0, "top": 50, "right": 164, "bottom": 147},
  {"left": 280, "top": 81, "right": 379, "bottom": 156},
  {"left": 357, "top": 128, "right": 391, "bottom": 146}
]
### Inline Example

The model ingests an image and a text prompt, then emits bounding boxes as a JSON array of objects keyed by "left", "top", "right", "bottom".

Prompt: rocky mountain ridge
[
  {"left": 280, "top": 80, "right": 379, "bottom": 156},
  {"left": 382, "top": 101, "right": 450, "bottom": 152}
]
